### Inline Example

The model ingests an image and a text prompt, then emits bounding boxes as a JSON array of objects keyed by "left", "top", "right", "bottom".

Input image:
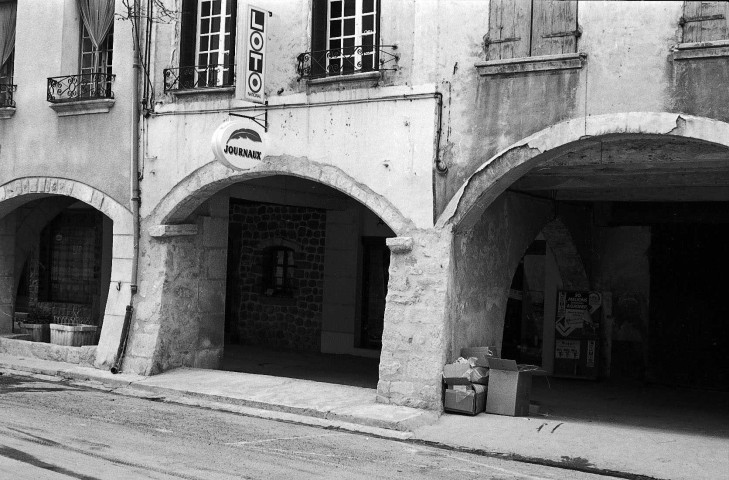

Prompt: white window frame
[
  {"left": 326, "top": 0, "right": 378, "bottom": 76},
  {"left": 195, "top": 0, "right": 233, "bottom": 87}
]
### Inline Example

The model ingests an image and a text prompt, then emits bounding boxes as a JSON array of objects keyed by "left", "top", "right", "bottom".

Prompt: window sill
[
  {"left": 0, "top": 107, "right": 16, "bottom": 119},
  {"left": 306, "top": 70, "right": 382, "bottom": 87},
  {"left": 672, "top": 39, "right": 729, "bottom": 60},
  {"left": 169, "top": 86, "right": 235, "bottom": 97},
  {"left": 49, "top": 98, "right": 115, "bottom": 117},
  {"left": 476, "top": 52, "right": 587, "bottom": 76}
]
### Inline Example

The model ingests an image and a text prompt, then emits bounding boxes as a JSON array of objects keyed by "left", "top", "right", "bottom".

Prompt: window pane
[
  {"left": 198, "top": 53, "right": 207, "bottom": 65},
  {"left": 211, "top": 35, "right": 219, "bottom": 50},
  {"left": 363, "top": 15, "right": 374, "bottom": 33},
  {"left": 344, "top": 18, "right": 354, "bottom": 36},
  {"left": 330, "top": 0, "right": 342, "bottom": 19},
  {"left": 343, "top": 0, "right": 355, "bottom": 16},
  {"left": 201, "top": 18, "right": 210, "bottom": 33},
  {"left": 330, "top": 20, "right": 341, "bottom": 38},
  {"left": 212, "top": 0, "right": 221, "bottom": 16},
  {"left": 225, "top": 0, "right": 232, "bottom": 15},
  {"left": 363, "top": 0, "right": 375, "bottom": 14},
  {"left": 209, "top": 52, "right": 218, "bottom": 65},
  {"left": 200, "top": 36, "right": 209, "bottom": 52},
  {"left": 211, "top": 17, "right": 221, "bottom": 33},
  {"left": 201, "top": 1, "right": 211, "bottom": 17},
  {"left": 362, "top": 34, "right": 373, "bottom": 46}
]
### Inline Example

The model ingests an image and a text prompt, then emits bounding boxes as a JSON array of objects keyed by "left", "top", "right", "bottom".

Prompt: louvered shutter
[
  {"left": 682, "top": 1, "right": 729, "bottom": 43},
  {"left": 486, "top": 0, "right": 531, "bottom": 60},
  {"left": 531, "top": 0, "right": 578, "bottom": 57}
]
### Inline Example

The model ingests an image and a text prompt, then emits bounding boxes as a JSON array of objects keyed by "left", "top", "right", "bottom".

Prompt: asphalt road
[{"left": 0, "top": 372, "right": 617, "bottom": 480}]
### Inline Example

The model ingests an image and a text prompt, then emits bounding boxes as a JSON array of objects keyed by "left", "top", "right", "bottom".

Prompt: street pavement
[{"left": 0, "top": 372, "right": 618, "bottom": 480}]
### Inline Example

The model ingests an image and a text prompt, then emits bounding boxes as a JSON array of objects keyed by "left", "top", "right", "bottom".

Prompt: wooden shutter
[
  {"left": 486, "top": 0, "right": 532, "bottom": 60},
  {"left": 310, "top": 0, "right": 328, "bottom": 77},
  {"left": 682, "top": 1, "right": 729, "bottom": 43},
  {"left": 179, "top": 0, "right": 198, "bottom": 68},
  {"left": 531, "top": 0, "right": 578, "bottom": 57}
]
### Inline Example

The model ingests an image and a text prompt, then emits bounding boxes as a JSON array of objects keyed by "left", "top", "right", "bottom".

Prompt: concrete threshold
[{"left": 0, "top": 354, "right": 437, "bottom": 441}]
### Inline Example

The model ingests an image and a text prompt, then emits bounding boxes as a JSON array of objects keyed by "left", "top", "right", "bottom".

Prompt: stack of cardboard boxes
[{"left": 443, "top": 346, "right": 543, "bottom": 416}]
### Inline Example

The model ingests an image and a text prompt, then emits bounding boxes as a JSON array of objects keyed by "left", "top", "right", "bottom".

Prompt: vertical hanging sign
[{"left": 243, "top": 5, "right": 269, "bottom": 104}]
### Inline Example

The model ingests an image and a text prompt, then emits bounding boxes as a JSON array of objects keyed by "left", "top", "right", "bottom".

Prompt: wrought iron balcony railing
[
  {"left": 297, "top": 45, "right": 398, "bottom": 80},
  {"left": 163, "top": 64, "right": 235, "bottom": 92},
  {"left": 47, "top": 73, "right": 115, "bottom": 103},
  {"left": 0, "top": 82, "right": 17, "bottom": 108}
]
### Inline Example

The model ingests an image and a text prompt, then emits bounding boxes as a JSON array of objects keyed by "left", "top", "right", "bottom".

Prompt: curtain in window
[
  {"left": 76, "top": 0, "right": 115, "bottom": 49},
  {"left": 0, "top": 1, "right": 16, "bottom": 68}
]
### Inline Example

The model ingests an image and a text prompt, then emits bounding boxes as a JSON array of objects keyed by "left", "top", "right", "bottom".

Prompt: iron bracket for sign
[
  {"left": 542, "top": 27, "right": 583, "bottom": 39},
  {"left": 679, "top": 14, "right": 725, "bottom": 26},
  {"left": 483, "top": 36, "right": 521, "bottom": 46},
  {"left": 230, "top": 103, "right": 268, "bottom": 132}
]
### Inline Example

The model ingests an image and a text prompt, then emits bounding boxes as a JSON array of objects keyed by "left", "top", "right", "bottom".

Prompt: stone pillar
[
  {"left": 124, "top": 197, "right": 228, "bottom": 375},
  {"left": 0, "top": 212, "right": 16, "bottom": 333},
  {"left": 377, "top": 227, "right": 453, "bottom": 411}
]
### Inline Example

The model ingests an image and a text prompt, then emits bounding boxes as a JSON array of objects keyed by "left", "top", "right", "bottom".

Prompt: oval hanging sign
[{"left": 211, "top": 120, "right": 267, "bottom": 170}]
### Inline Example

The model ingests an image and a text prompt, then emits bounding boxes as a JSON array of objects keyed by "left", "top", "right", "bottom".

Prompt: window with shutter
[
  {"left": 681, "top": 1, "right": 729, "bottom": 43},
  {"left": 486, "top": 0, "right": 579, "bottom": 60}
]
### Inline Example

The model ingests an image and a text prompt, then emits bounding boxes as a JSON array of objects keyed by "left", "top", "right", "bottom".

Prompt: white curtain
[
  {"left": 0, "top": 1, "right": 16, "bottom": 68},
  {"left": 76, "top": 0, "right": 115, "bottom": 49}
]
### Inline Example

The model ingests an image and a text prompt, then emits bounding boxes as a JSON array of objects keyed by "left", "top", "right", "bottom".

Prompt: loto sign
[
  {"left": 211, "top": 120, "right": 267, "bottom": 170},
  {"left": 242, "top": 5, "right": 269, "bottom": 103}
]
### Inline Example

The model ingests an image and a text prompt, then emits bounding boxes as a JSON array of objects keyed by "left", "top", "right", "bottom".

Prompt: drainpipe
[{"left": 111, "top": 0, "right": 142, "bottom": 374}]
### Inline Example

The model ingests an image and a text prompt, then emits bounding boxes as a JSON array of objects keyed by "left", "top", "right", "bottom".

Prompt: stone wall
[{"left": 228, "top": 201, "right": 326, "bottom": 351}]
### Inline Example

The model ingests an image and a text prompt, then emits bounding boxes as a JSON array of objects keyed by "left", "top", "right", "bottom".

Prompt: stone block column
[
  {"left": 0, "top": 212, "right": 16, "bottom": 333},
  {"left": 377, "top": 227, "right": 453, "bottom": 411}
]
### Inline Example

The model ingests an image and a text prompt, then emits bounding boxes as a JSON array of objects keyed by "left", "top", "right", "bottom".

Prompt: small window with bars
[
  {"left": 486, "top": 0, "right": 579, "bottom": 60},
  {"left": 263, "top": 247, "right": 295, "bottom": 296}
]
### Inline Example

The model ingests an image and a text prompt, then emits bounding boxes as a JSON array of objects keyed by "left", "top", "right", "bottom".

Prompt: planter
[
  {"left": 19, "top": 323, "right": 50, "bottom": 343},
  {"left": 50, "top": 323, "right": 98, "bottom": 347}
]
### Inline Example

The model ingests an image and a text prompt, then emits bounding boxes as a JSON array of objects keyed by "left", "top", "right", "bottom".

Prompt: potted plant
[
  {"left": 50, "top": 305, "right": 98, "bottom": 347},
  {"left": 18, "top": 308, "right": 53, "bottom": 342}
]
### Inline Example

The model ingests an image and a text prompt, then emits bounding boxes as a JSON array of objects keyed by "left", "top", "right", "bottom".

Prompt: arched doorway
[
  {"left": 129, "top": 162, "right": 410, "bottom": 388},
  {"left": 0, "top": 177, "right": 134, "bottom": 368},
  {"left": 444, "top": 114, "right": 729, "bottom": 429}
]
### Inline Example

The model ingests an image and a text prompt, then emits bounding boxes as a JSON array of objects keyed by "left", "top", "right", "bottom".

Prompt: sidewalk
[{"left": 2, "top": 353, "right": 727, "bottom": 480}]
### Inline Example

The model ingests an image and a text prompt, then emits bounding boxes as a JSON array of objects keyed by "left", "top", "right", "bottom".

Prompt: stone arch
[
  {"left": 438, "top": 112, "right": 729, "bottom": 231},
  {"left": 0, "top": 177, "right": 134, "bottom": 368},
  {"left": 150, "top": 157, "right": 414, "bottom": 236}
]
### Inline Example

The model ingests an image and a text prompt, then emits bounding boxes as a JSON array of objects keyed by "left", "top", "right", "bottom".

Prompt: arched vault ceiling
[{"left": 510, "top": 135, "right": 729, "bottom": 202}]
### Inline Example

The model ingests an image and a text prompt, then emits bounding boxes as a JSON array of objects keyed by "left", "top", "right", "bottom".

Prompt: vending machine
[{"left": 554, "top": 290, "right": 601, "bottom": 380}]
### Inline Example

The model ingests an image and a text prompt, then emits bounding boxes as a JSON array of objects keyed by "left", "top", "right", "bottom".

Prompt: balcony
[
  {"left": 163, "top": 64, "right": 235, "bottom": 94},
  {"left": 47, "top": 73, "right": 116, "bottom": 117},
  {"left": 0, "top": 82, "right": 16, "bottom": 118},
  {"left": 296, "top": 45, "right": 398, "bottom": 82}
]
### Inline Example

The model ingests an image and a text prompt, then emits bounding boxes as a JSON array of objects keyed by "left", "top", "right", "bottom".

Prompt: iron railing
[
  {"left": 47, "top": 73, "right": 115, "bottom": 103},
  {"left": 297, "top": 45, "right": 398, "bottom": 80},
  {"left": 163, "top": 64, "right": 235, "bottom": 92},
  {"left": 0, "top": 82, "right": 17, "bottom": 108}
]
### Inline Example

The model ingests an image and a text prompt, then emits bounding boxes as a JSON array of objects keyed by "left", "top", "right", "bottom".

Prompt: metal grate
[
  {"left": 296, "top": 45, "right": 398, "bottom": 80},
  {"left": 0, "top": 82, "right": 16, "bottom": 107},
  {"left": 47, "top": 73, "right": 115, "bottom": 103},
  {"left": 163, "top": 64, "right": 235, "bottom": 92}
]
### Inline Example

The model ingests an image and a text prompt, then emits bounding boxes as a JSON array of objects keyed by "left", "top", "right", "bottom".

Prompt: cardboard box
[
  {"left": 460, "top": 346, "right": 499, "bottom": 367},
  {"left": 442, "top": 362, "right": 471, "bottom": 385},
  {"left": 444, "top": 384, "right": 486, "bottom": 415},
  {"left": 484, "top": 358, "right": 533, "bottom": 417}
]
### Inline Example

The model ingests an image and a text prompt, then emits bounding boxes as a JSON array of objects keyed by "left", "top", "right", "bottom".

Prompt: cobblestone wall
[{"left": 228, "top": 201, "right": 326, "bottom": 351}]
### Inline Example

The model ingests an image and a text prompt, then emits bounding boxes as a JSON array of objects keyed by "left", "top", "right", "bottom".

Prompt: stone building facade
[{"left": 1, "top": 1, "right": 728, "bottom": 411}]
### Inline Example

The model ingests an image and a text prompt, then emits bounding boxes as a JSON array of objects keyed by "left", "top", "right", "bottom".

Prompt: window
[
  {"left": 0, "top": 0, "right": 16, "bottom": 108},
  {"left": 79, "top": 22, "right": 114, "bottom": 98},
  {"left": 681, "top": 2, "right": 729, "bottom": 43},
  {"left": 263, "top": 247, "right": 295, "bottom": 296},
  {"left": 179, "top": 0, "right": 236, "bottom": 89},
  {"left": 486, "top": 0, "right": 578, "bottom": 60},
  {"left": 310, "top": 0, "right": 380, "bottom": 77}
]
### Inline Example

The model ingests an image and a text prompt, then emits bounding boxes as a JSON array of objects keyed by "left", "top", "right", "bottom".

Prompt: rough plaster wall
[
  {"left": 377, "top": 228, "right": 451, "bottom": 410},
  {"left": 447, "top": 192, "right": 553, "bottom": 360}
]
